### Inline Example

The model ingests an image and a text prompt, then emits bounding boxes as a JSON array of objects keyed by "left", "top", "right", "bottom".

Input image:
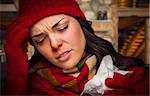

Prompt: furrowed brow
[{"left": 52, "top": 18, "right": 64, "bottom": 28}]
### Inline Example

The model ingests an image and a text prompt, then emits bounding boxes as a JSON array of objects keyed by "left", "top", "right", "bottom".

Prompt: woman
[{"left": 4, "top": 0, "right": 149, "bottom": 95}]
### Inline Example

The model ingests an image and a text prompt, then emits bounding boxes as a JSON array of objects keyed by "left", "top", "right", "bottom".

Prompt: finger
[
  {"left": 11, "top": 28, "right": 29, "bottom": 47},
  {"left": 105, "top": 78, "right": 124, "bottom": 89},
  {"left": 7, "top": 16, "right": 32, "bottom": 32},
  {"left": 105, "top": 73, "right": 130, "bottom": 89},
  {"left": 21, "top": 37, "right": 29, "bottom": 53},
  {"left": 6, "top": 20, "right": 32, "bottom": 40},
  {"left": 6, "top": 17, "right": 32, "bottom": 40}
]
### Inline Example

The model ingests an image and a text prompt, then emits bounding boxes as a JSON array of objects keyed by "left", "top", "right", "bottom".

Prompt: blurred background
[{"left": 0, "top": 0, "right": 149, "bottom": 94}]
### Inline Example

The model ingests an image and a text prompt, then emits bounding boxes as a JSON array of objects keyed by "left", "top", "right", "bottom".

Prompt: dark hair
[
  {"left": 75, "top": 16, "right": 118, "bottom": 67},
  {"left": 29, "top": 16, "right": 118, "bottom": 68}
]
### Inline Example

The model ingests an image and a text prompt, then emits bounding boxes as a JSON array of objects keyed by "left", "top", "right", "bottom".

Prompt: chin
[
  {"left": 60, "top": 63, "right": 77, "bottom": 69},
  {"left": 55, "top": 53, "right": 83, "bottom": 69},
  {"left": 59, "top": 60, "right": 79, "bottom": 69}
]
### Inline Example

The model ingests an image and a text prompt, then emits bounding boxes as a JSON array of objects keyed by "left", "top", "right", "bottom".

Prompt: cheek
[
  {"left": 68, "top": 28, "right": 86, "bottom": 49},
  {"left": 34, "top": 41, "right": 53, "bottom": 59}
]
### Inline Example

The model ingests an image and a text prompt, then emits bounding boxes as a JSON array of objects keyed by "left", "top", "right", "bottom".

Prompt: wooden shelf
[
  {"left": 91, "top": 20, "right": 112, "bottom": 31},
  {"left": 118, "top": 8, "right": 149, "bottom": 17},
  {"left": 0, "top": 4, "right": 17, "bottom": 12}
]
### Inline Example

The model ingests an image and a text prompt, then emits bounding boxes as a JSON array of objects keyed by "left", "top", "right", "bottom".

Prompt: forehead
[
  {"left": 34, "top": 14, "right": 71, "bottom": 27},
  {"left": 30, "top": 14, "right": 78, "bottom": 36},
  {"left": 30, "top": 14, "right": 74, "bottom": 34}
]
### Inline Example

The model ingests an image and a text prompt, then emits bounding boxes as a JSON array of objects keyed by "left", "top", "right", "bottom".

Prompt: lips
[{"left": 56, "top": 50, "right": 71, "bottom": 61}]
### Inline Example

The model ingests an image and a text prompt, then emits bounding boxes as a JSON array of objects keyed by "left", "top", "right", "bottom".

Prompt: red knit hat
[{"left": 19, "top": 0, "right": 86, "bottom": 24}]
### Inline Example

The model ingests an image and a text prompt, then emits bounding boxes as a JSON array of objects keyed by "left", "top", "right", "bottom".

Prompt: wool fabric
[{"left": 19, "top": 0, "right": 85, "bottom": 24}]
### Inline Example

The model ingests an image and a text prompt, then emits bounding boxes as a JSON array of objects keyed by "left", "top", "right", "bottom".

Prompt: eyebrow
[{"left": 52, "top": 18, "right": 65, "bottom": 28}]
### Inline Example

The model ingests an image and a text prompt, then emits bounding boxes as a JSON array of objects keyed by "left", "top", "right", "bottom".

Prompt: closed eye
[
  {"left": 32, "top": 33, "right": 46, "bottom": 44},
  {"left": 56, "top": 25, "right": 68, "bottom": 31}
]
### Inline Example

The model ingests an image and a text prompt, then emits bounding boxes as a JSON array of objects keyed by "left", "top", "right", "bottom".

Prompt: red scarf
[
  {"left": 27, "top": 54, "right": 149, "bottom": 95},
  {"left": 27, "top": 54, "right": 97, "bottom": 95}
]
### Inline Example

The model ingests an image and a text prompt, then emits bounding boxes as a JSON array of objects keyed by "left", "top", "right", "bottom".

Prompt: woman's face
[{"left": 30, "top": 14, "right": 86, "bottom": 69}]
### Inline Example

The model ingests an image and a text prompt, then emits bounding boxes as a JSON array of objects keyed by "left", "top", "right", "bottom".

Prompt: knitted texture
[
  {"left": 4, "top": 16, "right": 32, "bottom": 95},
  {"left": 27, "top": 54, "right": 97, "bottom": 95},
  {"left": 19, "top": 0, "right": 85, "bottom": 24},
  {"left": 104, "top": 66, "right": 149, "bottom": 95}
]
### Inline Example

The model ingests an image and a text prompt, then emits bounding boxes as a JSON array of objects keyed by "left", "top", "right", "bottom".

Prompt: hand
[
  {"left": 104, "top": 72, "right": 131, "bottom": 95},
  {"left": 4, "top": 16, "right": 32, "bottom": 95}
]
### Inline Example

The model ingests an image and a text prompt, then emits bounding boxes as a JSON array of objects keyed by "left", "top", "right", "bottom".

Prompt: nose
[{"left": 49, "top": 34, "right": 63, "bottom": 51}]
